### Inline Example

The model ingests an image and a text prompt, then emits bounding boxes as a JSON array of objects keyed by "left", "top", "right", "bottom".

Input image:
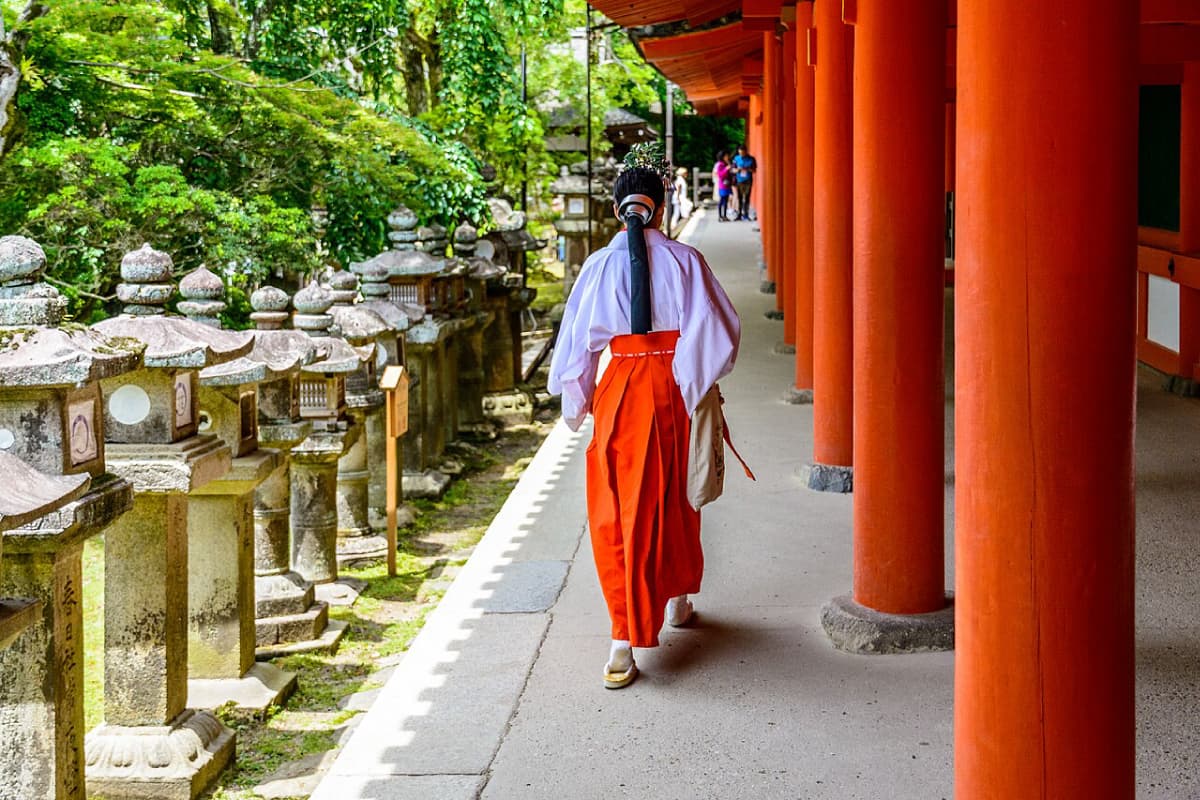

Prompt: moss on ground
[{"left": 79, "top": 423, "right": 551, "bottom": 800}]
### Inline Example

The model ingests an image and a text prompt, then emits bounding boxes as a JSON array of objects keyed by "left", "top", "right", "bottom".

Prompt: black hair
[
  {"left": 716, "top": 148, "right": 728, "bottom": 160},
  {"left": 613, "top": 166, "right": 666, "bottom": 213}
]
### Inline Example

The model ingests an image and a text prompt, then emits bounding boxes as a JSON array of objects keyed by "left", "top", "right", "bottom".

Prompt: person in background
[
  {"left": 714, "top": 150, "right": 732, "bottom": 222},
  {"left": 548, "top": 145, "right": 741, "bottom": 689},
  {"left": 671, "top": 166, "right": 694, "bottom": 230},
  {"left": 732, "top": 144, "right": 757, "bottom": 221}
]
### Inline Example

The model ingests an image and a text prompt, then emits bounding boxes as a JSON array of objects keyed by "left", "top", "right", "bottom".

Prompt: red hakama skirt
[{"left": 586, "top": 330, "right": 703, "bottom": 647}]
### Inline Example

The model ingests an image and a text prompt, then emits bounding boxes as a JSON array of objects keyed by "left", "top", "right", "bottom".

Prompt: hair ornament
[{"left": 622, "top": 142, "right": 671, "bottom": 182}]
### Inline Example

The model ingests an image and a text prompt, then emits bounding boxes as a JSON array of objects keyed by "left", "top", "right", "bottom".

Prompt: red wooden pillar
[
  {"left": 1178, "top": 63, "right": 1200, "bottom": 378},
  {"left": 841, "top": 0, "right": 948, "bottom": 628},
  {"left": 956, "top": 2, "right": 1137, "bottom": 797},
  {"left": 793, "top": 4, "right": 816, "bottom": 396},
  {"left": 762, "top": 33, "right": 780, "bottom": 282},
  {"left": 781, "top": 24, "right": 799, "bottom": 343},
  {"left": 1181, "top": 63, "right": 1200, "bottom": 253},
  {"left": 805, "top": 0, "right": 854, "bottom": 490}
]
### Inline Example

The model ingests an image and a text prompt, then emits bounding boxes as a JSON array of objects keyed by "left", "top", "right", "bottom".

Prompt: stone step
[
  {"left": 256, "top": 600, "right": 330, "bottom": 647},
  {"left": 255, "top": 572, "right": 316, "bottom": 618},
  {"left": 255, "top": 618, "right": 348, "bottom": 661}
]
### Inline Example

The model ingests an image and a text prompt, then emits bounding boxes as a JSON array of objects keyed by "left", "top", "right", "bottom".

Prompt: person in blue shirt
[{"left": 732, "top": 145, "right": 757, "bottom": 221}]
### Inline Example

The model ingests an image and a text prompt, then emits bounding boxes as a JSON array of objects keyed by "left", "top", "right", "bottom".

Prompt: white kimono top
[{"left": 548, "top": 228, "right": 741, "bottom": 431}]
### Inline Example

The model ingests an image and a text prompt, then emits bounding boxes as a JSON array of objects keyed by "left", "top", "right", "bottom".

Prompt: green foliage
[{"left": 0, "top": 0, "right": 490, "bottom": 322}]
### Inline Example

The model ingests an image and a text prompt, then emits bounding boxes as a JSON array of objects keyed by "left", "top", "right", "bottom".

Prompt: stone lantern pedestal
[
  {"left": 354, "top": 239, "right": 455, "bottom": 499},
  {"left": 356, "top": 264, "right": 416, "bottom": 533},
  {"left": 452, "top": 223, "right": 500, "bottom": 440},
  {"left": 288, "top": 282, "right": 363, "bottom": 588},
  {"left": 481, "top": 197, "right": 546, "bottom": 426},
  {"left": 175, "top": 267, "right": 295, "bottom": 714},
  {"left": 86, "top": 244, "right": 250, "bottom": 800},
  {"left": 402, "top": 319, "right": 454, "bottom": 498},
  {"left": 0, "top": 235, "right": 142, "bottom": 800},
  {"left": 326, "top": 270, "right": 394, "bottom": 562},
  {"left": 247, "top": 286, "right": 347, "bottom": 657}
]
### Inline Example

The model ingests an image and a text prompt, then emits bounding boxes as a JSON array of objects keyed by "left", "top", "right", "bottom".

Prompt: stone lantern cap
[
  {"left": 246, "top": 286, "right": 321, "bottom": 372},
  {"left": 452, "top": 222, "right": 505, "bottom": 280},
  {"left": 177, "top": 264, "right": 227, "bottom": 328},
  {"left": 94, "top": 245, "right": 252, "bottom": 369},
  {"left": 352, "top": 249, "right": 445, "bottom": 278},
  {"left": 0, "top": 450, "right": 89, "bottom": 532},
  {"left": 0, "top": 236, "right": 143, "bottom": 386},
  {"left": 291, "top": 281, "right": 362, "bottom": 376},
  {"left": 324, "top": 271, "right": 390, "bottom": 345},
  {"left": 357, "top": 263, "right": 412, "bottom": 332}
]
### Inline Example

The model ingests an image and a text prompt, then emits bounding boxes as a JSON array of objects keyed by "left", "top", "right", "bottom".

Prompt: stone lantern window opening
[{"left": 299, "top": 374, "right": 346, "bottom": 422}]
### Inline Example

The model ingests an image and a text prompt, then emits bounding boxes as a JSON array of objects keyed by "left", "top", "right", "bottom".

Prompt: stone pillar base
[
  {"left": 782, "top": 386, "right": 814, "bottom": 405},
  {"left": 772, "top": 341, "right": 796, "bottom": 355},
  {"left": 800, "top": 462, "right": 854, "bottom": 493},
  {"left": 188, "top": 662, "right": 297, "bottom": 715},
  {"left": 482, "top": 390, "right": 535, "bottom": 427},
  {"left": 255, "top": 571, "right": 314, "bottom": 618},
  {"left": 760, "top": 280, "right": 777, "bottom": 294},
  {"left": 84, "top": 709, "right": 235, "bottom": 800},
  {"left": 403, "top": 469, "right": 451, "bottom": 499},
  {"left": 256, "top": 617, "right": 347, "bottom": 660},
  {"left": 256, "top": 599, "right": 339, "bottom": 649},
  {"left": 821, "top": 593, "right": 955, "bottom": 654},
  {"left": 336, "top": 533, "right": 390, "bottom": 564},
  {"left": 764, "top": 309, "right": 785, "bottom": 320}
]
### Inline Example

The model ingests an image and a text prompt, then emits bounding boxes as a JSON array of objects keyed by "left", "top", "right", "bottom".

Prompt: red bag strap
[{"left": 714, "top": 386, "right": 755, "bottom": 481}]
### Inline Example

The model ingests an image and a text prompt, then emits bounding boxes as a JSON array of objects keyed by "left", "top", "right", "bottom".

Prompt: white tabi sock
[{"left": 607, "top": 639, "right": 633, "bottom": 672}]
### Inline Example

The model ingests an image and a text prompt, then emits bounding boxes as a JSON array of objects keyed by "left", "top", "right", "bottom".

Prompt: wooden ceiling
[{"left": 593, "top": 0, "right": 1200, "bottom": 117}]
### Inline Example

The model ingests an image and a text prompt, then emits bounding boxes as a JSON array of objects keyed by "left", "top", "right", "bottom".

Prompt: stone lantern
[
  {"left": 247, "top": 287, "right": 347, "bottom": 657},
  {"left": 0, "top": 235, "right": 143, "bottom": 800},
  {"left": 324, "top": 269, "right": 392, "bottom": 561},
  {"left": 288, "top": 281, "right": 363, "bottom": 586},
  {"left": 551, "top": 164, "right": 609, "bottom": 296},
  {"left": 453, "top": 222, "right": 502, "bottom": 438},
  {"left": 86, "top": 243, "right": 252, "bottom": 800},
  {"left": 355, "top": 248, "right": 455, "bottom": 498},
  {"left": 174, "top": 266, "right": 295, "bottom": 713},
  {"left": 357, "top": 264, "right": 417, "bottom": 530}
]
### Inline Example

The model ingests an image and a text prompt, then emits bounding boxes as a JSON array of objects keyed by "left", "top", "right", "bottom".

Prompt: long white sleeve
[
  {"left": 546, "top": 229, "right": 741, "bottom": 428},
  {"left": 672, "top": 251, "right": 740, "bottom": 415},
  {"left": 547, "top": 252, "right": 609, "bottom": 431}
]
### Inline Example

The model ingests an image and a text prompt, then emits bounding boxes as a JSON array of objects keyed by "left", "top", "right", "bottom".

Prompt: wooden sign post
[{"left": 380, "top": 365, "right": 409, "bottom": 576}]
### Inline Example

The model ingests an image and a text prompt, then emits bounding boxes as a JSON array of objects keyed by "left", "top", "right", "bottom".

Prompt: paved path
[{"left": 311, "top": 210, "right": 1199, "bottom": 799}]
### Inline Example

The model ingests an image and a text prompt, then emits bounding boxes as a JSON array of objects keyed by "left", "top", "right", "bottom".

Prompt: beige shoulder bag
[{"left": 687, "top": 384, "right": 755, "bottom": 511}]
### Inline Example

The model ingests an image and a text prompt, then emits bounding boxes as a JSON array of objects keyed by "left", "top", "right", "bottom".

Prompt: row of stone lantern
[{"left": 0, "top": 201, "right": 543, "bottom": 797}]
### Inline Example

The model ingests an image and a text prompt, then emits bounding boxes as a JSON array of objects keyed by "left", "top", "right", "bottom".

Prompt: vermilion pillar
[
  {"left": 761, "top": 33, "right": 779, "bottom": 283},
  {"left": 749, "top": 94, "right": 763, "bottom": 219},
  {"left": 956, "top": 3, "right": 1137, "bottom": 797},
  {"left": 1177, "top": 64, "right": 1200, "bottom": 377},
  {"left": 780, "top": 26, "right": 799, "bottom": 343},
  {"left": 804, "top": 0, "right": 853, "bottom": 491},
  {"left": 829, "top": 0, "right": 949, "bottom": 645},
  {"left": 791, "top": 3, "right": 816, "bottom": 399},
  {"left": 1181, "top": 63, "right": 1200, "bottom": 253}
]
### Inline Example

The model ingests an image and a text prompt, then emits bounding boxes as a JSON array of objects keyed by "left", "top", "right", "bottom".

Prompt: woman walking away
[
  {"left": 548, "top": 144, "right": 742, "bottom": 689},
  {"left": 713, "top": 150, "right": 732, "bottom": 221}
]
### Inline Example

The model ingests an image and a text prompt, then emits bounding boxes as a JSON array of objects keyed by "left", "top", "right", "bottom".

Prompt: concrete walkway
[{"left": 311, "top": 211, "right": 1200, "bottom": 799}]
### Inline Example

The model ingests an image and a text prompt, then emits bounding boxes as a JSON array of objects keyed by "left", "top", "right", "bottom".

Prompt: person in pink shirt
[{"left": 712, "top": 150, "right": 733, "bottom": 221}]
